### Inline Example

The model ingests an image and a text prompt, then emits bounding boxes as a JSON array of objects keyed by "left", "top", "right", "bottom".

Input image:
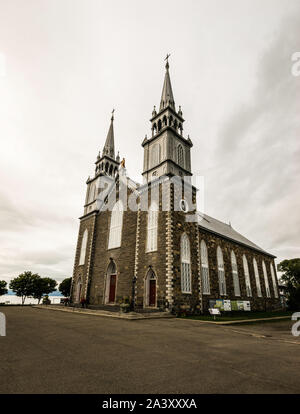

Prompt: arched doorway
[
  {"left": 105, "top": 260, "right": 117, "bottom": 304},
  {"left": 76, "top": 277, "right": 82, "bottom": 303},
  {"left": 145, "top": 268, "right": 157, "bottom": 307}
]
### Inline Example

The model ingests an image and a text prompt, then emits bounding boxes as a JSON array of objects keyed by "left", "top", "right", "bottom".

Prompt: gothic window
[
  {"left": 108, "top": 200, "right": 123, "bottom": 249},
  {"left": 243, "top": 255, "right": 252, "bottom": 297},
  {"left": 147, "top": 201, "right": 158, "bottom": 252},
  {"left": 79, "top": 229, "right": 88, "bottom": 265},
  {"left": 163, "top": 115, "right": 167, "bottom": 126},
  {"left": 231, "top": 250, "right": 241, "bottom": 296},
  {"left": 181, "top": 233, "right": 192, "bottom": 293},
  {"left": 174, "top": 119, "right": 178, "bottom": 131},
  {"left": 153, "top": 123, "right": 157, "bottom": 135},
  {"left": 200, "top": 240, "right": 210, "bottom": 294},
  {"left": 177, "top": 144, "right": 184, "bottom": 167},
  {"left": 253, "top": 258, "right": 262, "bottom": 297},
  {"left": 262, "top": 260, "right": 271, "bottom": 298},
  {"left": 169, "top": 115, "right": 173, "bottom": 126},
  {"left": 270, "top": 263, "right": 279, "bottom": 298},
  {"left": 158, "top": 119, "right": 162, "bottom": 132},
  {"left": 217, "top": 246, "right": 226, "bottom": 295}
]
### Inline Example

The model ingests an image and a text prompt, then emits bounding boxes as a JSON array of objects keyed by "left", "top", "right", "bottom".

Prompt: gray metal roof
[{"left": 197, "top": 213, "right": 274, "bottom": 257}]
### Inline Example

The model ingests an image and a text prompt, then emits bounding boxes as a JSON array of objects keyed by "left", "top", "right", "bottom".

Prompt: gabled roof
[{"left": 197, "top": 213, "right": 275, "bottom": 257}]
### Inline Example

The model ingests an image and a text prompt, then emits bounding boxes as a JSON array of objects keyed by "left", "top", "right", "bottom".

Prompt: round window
[{"left": 179, "top": 199, "right": 188, "bottom": 212}]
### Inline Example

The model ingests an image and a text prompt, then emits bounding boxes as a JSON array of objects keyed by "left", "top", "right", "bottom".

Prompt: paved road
[{"left": 0, "top": 307, "right": 299, "bottom": 394}]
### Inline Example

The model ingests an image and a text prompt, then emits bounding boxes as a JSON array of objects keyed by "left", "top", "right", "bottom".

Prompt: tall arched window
[
  {"left": 231, "top": 250, "right": 241, "bottom": 296},
  {"left": 181, "top": 233, "right": 191, "bottom": 293},
  {"left": 200, "top": 240, "right": 210, "bottom": 294},
  {"left": 79, "top": 229, "right": 88, "bottom": 265},
  {"left": 270, "top": 263, "right": 279, "bottom": 298},
  {"left": 217, "top": 246, "right": 226, "bottom": 295},
  {"left": 243, "top": 255, "right": 252, "bottom": 297},
  {"left": 253, "top": 258, "right": 262, "bottom": 297},
  {"left": 108, "top": 200, "right": 123, "bottom": 249},
  {"left": 147, "top": 201, "right": 158, "bottom": 252},
  {"left": 262, "top": 261, "right": 271, "bottom": 298},
  {"left": 177, "top": 144, "right": 184, "bottom": 167}
]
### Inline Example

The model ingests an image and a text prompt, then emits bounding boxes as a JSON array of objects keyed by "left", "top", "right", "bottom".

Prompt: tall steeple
[
  {"left": 94, "top": 110, "right": 120, "bottom": 178},
  {"left": 142, "top": 57, "right": 193, "bottom": 183},
  {"left": 159, "top": 55, "right": 175, "bottom": 111},
  {"left": 102, "top": 110, "right": 115, "bottom": 159}
]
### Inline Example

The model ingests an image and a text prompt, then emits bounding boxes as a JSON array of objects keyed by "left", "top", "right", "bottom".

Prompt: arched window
[
  {"left": 147, "top": 201, "right": 158, "bottom": 252},
  {"left": 270, "top": 263, "right": 279, "bottom": 298},
  {"left": 181, "top": 233, "right": 192, "bottom": 293},
  {"left": 262, "top": 261, "right": 271, "bottom": 298},
  {"left": 200, "top": 240, "right": 210, "bottom": 294},
  {"left": 231, "top": 251, "right": 241, "bottom": 296},
  {"left": 79, "top": 229, "right": 88, "bottom": 265},
  {"left": 108, "top": 200, "right": 123, "bottom": 249},
  {"left": 217, "top": 246, "right": 226, "bottom": 295},
  {"left": 177, "top": 144, "right": 184, "bottom": 167},
  {"left": 253, "top": 258, "right": 262, "bottom": 297},
  {"left": 243, "top": 255, "right": 252, "bottom": 297},
  {"left": 76, "top": 276, "right": 82, "bottom": 302},
  {"left": 158, "top": 119, "right": 162, "bottom": 132},
  {"left": 105, "top": 260, "right": 117, "bottom": 304}
]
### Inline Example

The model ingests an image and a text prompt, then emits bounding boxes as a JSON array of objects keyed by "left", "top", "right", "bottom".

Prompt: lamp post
[{"left": 131, "top": 276, "right": 137, "bottom": 311}]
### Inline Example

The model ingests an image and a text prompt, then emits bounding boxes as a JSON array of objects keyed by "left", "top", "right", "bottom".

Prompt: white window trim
[
  {"left": 262, "top": 261, "right": 271, "bottom": 298},
  {"left": 79, "top": 229, "right": 88, "bottom": 265},
  {"left": 231, "top": 251, "right": 241, "bottom": 297},
  {"left": 253, "top": 258, "right": 262, "bottom": 297},
  {"left": 270, "top": 263, "right": 279, "bottom": 298},
  {"left": 217, "top": 246, "right": 226, "bottom": 296},
  {"left": 146, "top": 201, "right": 158, "bottom": 252},
  {"left": 243, "top": 255, "right": 252, "bottom": 297},
  {"left": 108, "top": 200, "right": 123, "bottom": 250},
  {"left": 181, "top": 233, "right": 192, "bottom": 294},
  {"left": 200, "top": 240, "right": 210, "bottom": 295}
]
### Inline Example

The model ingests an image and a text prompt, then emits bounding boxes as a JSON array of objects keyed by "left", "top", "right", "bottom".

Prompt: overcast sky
[{"left": 0, "top": 0, "right": 299, "bottom": 285}]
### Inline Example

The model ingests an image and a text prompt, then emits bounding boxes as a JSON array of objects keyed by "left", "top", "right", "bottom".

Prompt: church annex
[{"left": 70, "top": 60, "right": 280, "bottom": 313}]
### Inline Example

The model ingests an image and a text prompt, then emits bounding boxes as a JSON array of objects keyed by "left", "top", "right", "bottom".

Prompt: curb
[
  {"left": 32, "top": 305, "right": 175, "bottom": 320},
  {"left": 177, "top": 315, "right": 291, "bottom": 325}
]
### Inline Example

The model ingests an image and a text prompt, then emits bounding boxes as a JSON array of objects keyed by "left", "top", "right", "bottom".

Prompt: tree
[
  {"left": 32, "top": 277, "right": 57, "bottom": 304},
  {"left": 278, "top": 258, "right": 300, "bottom": 310},
  {"left": 9, "top": 271, "right": 40, "bottom": 305},
  {"left": 0, "top": 280, "right": 8, "bottom": 297},
  {"left": 59, "top": 277, "right": 72, "bottom": 298}
]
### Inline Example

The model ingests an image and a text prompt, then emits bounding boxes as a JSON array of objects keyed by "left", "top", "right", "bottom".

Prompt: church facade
[{"left": 70, "top": 61, "right": 280, "bottom": 313}]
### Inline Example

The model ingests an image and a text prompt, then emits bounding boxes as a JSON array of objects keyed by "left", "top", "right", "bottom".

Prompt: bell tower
[{"left": 142, "top": 57, "right": 193, "bottom": 182}]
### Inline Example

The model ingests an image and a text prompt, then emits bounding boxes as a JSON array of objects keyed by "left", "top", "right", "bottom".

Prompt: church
[{"left": 70, "top": 59, "right": 280, "bottom": 313}]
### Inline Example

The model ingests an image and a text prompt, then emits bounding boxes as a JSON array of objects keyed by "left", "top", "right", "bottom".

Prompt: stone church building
[{"left": 70, "top": 60, "right": 280, "bottom": 313}]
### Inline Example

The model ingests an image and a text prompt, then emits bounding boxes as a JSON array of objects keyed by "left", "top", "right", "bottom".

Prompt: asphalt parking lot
[{"left": 0, "top": 307, "right": 299, "bottom": 394}]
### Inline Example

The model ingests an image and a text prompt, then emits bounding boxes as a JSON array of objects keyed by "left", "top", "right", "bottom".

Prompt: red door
[
  {"left": 149, "top": 279, "right": 156, "bottom": 306},
  {"left": 109, "top": 274, "right": 116, "bottom": 303}
]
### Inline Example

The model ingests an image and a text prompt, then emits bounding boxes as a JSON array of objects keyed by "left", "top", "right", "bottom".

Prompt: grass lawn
[{"left": 180, "top": 310, "right": 293, "bottom": 322}]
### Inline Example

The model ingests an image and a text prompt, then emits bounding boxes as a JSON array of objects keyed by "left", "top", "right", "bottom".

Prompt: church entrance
[
  {"left": 109, "top": 274, "right": 116, "bottom": 303},
  {"left": 105, "top": 260, "right": 117, "bottom": 304},
  {"left": 145, "top": 268, "right": 157, "bottom": 307},
  {"left": 149, "top": 279, "right": 156, "bottom": 306}
]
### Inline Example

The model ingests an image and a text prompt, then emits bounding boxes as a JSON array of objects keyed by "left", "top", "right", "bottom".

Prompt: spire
[
  {"left": 102, "top": 109, "right": 115, "bottom": 159},
  {"left": 159, "top": 54, "right": 175, "bottom": 111}
]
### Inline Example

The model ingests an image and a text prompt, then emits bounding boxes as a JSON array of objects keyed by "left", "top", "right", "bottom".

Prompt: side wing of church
[{"left": 70, "top": 60, "right": 280, "bottom": 313}]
